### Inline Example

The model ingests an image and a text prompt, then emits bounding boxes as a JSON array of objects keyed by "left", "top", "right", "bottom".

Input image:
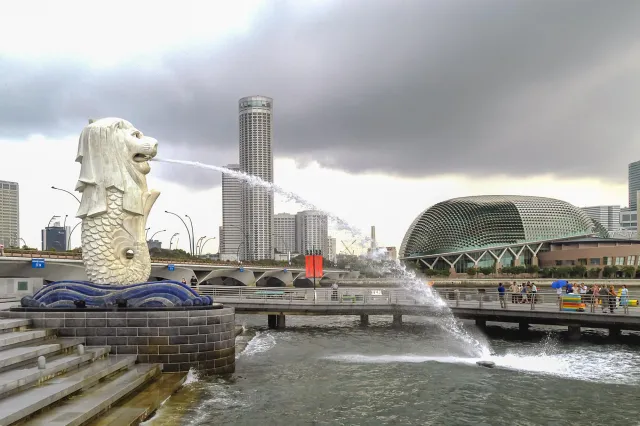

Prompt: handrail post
[
  {"left": 455, "top": 289, "right": 460, "bottom": 307},
  {"left": 479, "top": 291, "right": 483, "bottom": 309},
  {"left": 530, "top": 291, "right": 535, "bottom": 310}
]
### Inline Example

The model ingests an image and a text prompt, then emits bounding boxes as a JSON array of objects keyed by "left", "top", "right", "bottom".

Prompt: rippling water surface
[{"left": 148, "top": 315, "right": 640, "bottom": 426}]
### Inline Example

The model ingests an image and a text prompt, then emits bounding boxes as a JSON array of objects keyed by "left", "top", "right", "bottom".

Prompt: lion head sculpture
[{"left": 75, "top": 118, "right": 158, "bottom": 218}]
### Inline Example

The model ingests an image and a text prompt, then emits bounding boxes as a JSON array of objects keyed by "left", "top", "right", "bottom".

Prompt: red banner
[{"left": 305, "top": 255, "right": 324, "bottom": 278}]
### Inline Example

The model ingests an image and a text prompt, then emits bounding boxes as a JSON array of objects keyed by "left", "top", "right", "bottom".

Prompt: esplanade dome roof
[{"left": 399, "top": 195, "right": 609, "bottom": 258}]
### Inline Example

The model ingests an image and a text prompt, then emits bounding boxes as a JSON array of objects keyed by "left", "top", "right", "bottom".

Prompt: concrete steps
[
  {"left": 0, "top": 320, "right": 30, "bottom": 334},
  {"left": 0, "top": 355, "right": 137, "bottom": 425},
  {"left": 0, "top": 316, "right": 175, "bottom": 426},
  {"left": 0, "top": 330, "right": 53, "bottom": 351},
  {"left": 88, "top": 372, "right": 187, "bottom": 426},
  {"left": 0, "top": 346, "right": 110, "bottom": 398},
  {"left": 27, "top": 364, "right": 162, "bottom": 426},
  {"left": 0, "top": 338, "right": 83, "bottom": 373}
]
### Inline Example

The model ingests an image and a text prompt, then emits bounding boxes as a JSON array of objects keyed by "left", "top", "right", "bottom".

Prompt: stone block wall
[{"left": 2, "top": 307, "right": 235, "bottom": 374}]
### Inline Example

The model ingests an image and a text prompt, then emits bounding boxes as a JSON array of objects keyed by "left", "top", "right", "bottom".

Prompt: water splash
[
  {"left": 325, "top": 338, "right": 639, "bottom": 385},
  {"left": 241, "top": 331, "right": 276, "bottom": 357},
  {"left": 155, "top": 157, "right": 490, "bottom": 357}
]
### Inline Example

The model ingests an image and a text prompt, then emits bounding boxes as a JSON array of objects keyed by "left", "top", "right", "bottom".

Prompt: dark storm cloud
[{"left": 2, "top": 0, "right": 640, "bottom": 187}]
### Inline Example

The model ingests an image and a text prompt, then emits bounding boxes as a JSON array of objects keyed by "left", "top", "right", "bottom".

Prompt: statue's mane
[{"left": 75, "top": 118, "right": 145, "bottom": 218}]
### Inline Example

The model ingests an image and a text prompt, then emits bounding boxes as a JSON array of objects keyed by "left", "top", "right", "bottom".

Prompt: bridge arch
[
  {"left": 150, "top": 266, "right": 196, "bottom": 283},
  {"left": 198, "top": 268, "right": 256, "bottom": 286},
  {"left": 256, "top": 270, "right": 293, "bottom": 287}
]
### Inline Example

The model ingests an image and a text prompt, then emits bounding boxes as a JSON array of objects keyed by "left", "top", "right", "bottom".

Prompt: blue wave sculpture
[{"left": 21, "top": 280, "right": 213, "bottom": 308}]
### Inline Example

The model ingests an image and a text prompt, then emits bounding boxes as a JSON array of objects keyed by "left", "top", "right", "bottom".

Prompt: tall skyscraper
[
  {"left": 295, "top": 210, "right": 328, "bottom": 255},
  {"left": 220, "top": 164, "right": 243, "bottom": 261},
  {"left": 326, "top": 237, "right": 337, "bottom": 263},
  {"left": 581, "top": 205, "right": 621, "bottom": 231},
  {"left": 274, "top": 213, "right": 296, "bottom": 254},
  {"left": 41, "top": 220, "right": 69, "bottom": 251},
  {"left": 239, "top": 96, "right": 274, "bottom": 260},
  {"left": 629, "top": 160, "right": 640, "bottom": 210},
  {"left": 0, "top": 180, "right": 19, "bottom": 248}
]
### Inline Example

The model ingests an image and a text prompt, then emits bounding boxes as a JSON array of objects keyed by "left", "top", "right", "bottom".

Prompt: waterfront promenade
[{"left": 200, "top": 286, "right": 640, "bottom": 337}]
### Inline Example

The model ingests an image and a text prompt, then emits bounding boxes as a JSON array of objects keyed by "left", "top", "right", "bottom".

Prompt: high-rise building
[
  {"left": 274, "top": 213, "right": 296, "bottom": 254},
  {"left": 326, "top": 237, "right": 337, "bottom": 263},
  {"left": 0, "top": 180, "right": 19, "bottom": 248},
  {"left": 220, "top": 164, "right": 243, "bottom": 261},
  {"left": 239, "top": 96, "right": 274, "bottom": 261},
  {"left": 620, "top": 207, "right": 637, "bottom": 230},
  {"left": 629, "top": 160, "right": 640, "bottom": 211},
  {"left": 295, "top": 210, "right": 328, "bottom": 255},
  {"left": 41, "top": 220, "right": 69, "bottom": 251},
  {"left": 581, "top": 205, "right": 621, "bottom": 231}
]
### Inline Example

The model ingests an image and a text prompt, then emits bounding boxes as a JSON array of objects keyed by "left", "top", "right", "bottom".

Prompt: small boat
[{"left": 476, "top": 360, "right": 496, "bottom": 368}]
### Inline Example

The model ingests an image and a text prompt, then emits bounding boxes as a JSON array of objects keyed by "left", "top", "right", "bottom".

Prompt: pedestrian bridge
[
  {"left": 0, "top": 256, "right": 353, "bottom": 287},
  {"left": 200, "top": 286, "right": 640, "bottom": 337}
]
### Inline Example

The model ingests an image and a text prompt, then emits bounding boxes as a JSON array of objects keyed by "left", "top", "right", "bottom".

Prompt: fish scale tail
[{"left": 81, "top": 188, "right": 151, "bottom": 285}]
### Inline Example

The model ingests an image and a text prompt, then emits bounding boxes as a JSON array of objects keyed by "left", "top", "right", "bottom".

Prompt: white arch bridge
[{"left": 0, "top": 257, "right": 356, "bottom": 287}]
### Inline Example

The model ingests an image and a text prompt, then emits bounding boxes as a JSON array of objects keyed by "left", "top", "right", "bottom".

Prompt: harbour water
[{"left": 147, "top": 315, "right": 640, "bottom": 425}]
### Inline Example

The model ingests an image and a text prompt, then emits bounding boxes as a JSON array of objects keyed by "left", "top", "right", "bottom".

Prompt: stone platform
[{"left": 3, "top": 305, "right": 236, "bottom": 375}]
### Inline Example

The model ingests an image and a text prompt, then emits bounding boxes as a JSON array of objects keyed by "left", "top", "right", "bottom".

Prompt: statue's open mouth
[{"left": 133, "top": 154, "right": 152, "bottom": 163}]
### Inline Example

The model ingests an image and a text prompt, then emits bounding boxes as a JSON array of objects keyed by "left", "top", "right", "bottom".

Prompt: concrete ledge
[{"left": 1, "top": 308, "right": 236, "bottom": 374}]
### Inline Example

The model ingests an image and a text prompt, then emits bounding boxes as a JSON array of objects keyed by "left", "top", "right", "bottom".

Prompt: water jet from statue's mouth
[{"left": 133, "top": 154, "right": 152, "bottom": 162}]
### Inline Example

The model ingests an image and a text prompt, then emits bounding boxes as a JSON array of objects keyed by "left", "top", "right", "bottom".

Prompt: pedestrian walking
[
  {"left": 498, "top": 283, "right": 506, "bottom": 308},
  {"left": 620, "top": 285, "right": 629, "bottom": 314}
]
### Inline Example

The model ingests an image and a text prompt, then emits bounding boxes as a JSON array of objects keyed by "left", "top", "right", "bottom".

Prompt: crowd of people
[
  {"left": 495, "top": 281, "right": 631, "bottom": 313},
  {"left": 558, "top": 282, "right": 630, "bottom": 314}
]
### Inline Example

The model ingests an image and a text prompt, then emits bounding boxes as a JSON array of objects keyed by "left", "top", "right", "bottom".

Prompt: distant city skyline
[{"left": 1, "top": 2, "right": 638, "bottom": 253}]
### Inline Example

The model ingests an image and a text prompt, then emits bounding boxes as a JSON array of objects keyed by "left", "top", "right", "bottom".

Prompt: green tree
[
  {"left": 513, "top": 265, "right": 527, "bottom": 276},
  {"left": 622, "top": 265, "right": 636, "bottom": 278},
  {"left": 555, "top": 266, "right": 572, "bottom": 278},
  {"left": 571, "top": 265, "right": 587, "bottom": 278},
  {"left": 479, "top": 266, "right": 494, "bottom": 277},
  {"left": 526, "top": 265, "right": 540, "bottom": 276},
  {"left": 501, "top": 266, "right": 513, "bottom": 276},
  {"left": 436, "top": 269, "right": 451, "bottom": 277},
  {"left": 466, "top": 267, "right": 478, "bottom": 277},
  {"left": 587, "top": 267, "right": 601, "bottom": 278},
  {"left": 602, "top": 265, "right": 618, "bottom": 278}
]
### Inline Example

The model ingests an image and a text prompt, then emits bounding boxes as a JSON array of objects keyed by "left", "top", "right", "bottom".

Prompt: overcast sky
[{"left": 1, "top": 0, "right": 637, "bottom": 252}]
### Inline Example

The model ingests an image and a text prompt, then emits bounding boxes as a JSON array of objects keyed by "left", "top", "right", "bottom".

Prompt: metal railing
[{"left": 195, "top": 286, "right": 636, "bottom": 315}]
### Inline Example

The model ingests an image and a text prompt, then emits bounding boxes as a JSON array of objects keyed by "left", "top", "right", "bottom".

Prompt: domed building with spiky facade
[{"left": 400, "top": 195, "right": 640, "bottom": 274}]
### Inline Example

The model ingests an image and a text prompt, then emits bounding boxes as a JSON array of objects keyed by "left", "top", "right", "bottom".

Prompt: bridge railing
[
  {"left": 436, "top": 288, "right": 635, "bottom": 313},
  {"left": 197, "top": 285, "right": 420, "bottom": 305},
  {"left": 197, "top": 286, "right": 636, "bottom": 314}
]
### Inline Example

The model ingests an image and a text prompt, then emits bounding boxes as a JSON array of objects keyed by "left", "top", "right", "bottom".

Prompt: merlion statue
[{"left": 75, "top": 118, "right": 160, "bottom": 285}]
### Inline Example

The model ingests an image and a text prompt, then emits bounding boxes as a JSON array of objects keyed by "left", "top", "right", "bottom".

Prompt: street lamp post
[
  {"left": 67, "top": 222, "right": 81, "bottom": 250},
  {"left": 63, "top": 214, "right": 68, "bottom": 228},
  {"left": 19, "top": 238, "right": 27, "bottom": 248},
  {"left": 149, "top": 229, "right": 166, "bottom": 241},
  {"left": 170, "top": 233, "right": 180, "bottom": 250},
  {"left": 200, "top": 237, "right": 216, "bottom": 256},
  {"left": 165, "top": 211, "right": 193, "bottom": 255},
  {"left": 195, "top": 236, "right": 206, "bottom": 256},
  {"left": 47, "top": 215, "right": 60, "bottom": 228},
  {"left": 51, "top": 186, "right": 80, "bottom": 203},
  {"left": 145, "top": 228, "right": 151, "bottom": 239},
  {"left": 185, "top": 215, "right": 196, "bottom": 256}
]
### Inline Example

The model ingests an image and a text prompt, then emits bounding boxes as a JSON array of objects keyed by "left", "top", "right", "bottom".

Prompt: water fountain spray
[{"left": 155, "top": 158, "right": 491, "bottom": 357}]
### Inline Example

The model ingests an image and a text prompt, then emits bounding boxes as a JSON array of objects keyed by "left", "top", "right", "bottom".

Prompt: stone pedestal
[
  {"left": 4, "top": 306, "right": 235, "bottom": 375},
  {"left": 360, "top": 314, "right": 369, "bottom": 326},
  {"left": 392, "top": 314, "right": 402, "bottom": 327},
  {"left": 567, "top": 325, "right": 581, "bottom": 341}
]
